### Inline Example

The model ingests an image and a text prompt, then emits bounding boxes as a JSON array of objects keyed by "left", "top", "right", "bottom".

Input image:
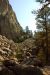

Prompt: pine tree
[{"left": 34, "top": 0, "right": 50, "bottom": 63}]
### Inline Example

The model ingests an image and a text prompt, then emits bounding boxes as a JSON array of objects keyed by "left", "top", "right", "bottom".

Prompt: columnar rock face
[{"left": 0, "top": 0, "right": 23, "bottom": 42}]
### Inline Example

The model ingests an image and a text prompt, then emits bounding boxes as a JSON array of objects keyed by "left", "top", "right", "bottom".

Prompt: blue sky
[{"left": 9, "top": 0, "right": 40, "bottom": 32}]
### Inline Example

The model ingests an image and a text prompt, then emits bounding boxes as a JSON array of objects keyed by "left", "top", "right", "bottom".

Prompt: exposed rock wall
[{"left": 0, "top": 0, "right": 23, "bottom": 42}]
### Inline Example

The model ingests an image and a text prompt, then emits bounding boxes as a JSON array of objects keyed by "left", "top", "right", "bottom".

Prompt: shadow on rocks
[
  {"left": 22, "top": 66, "right": 44, "bottom": 75},
  {"left": 3, "top": 60, "right": 22, "bottom": 75},
  {"left": 0, "top": 66, "right": 15, "bottom": 75},
  {"left": 2, "top": 60, "right": 44, "bottom": 75}
]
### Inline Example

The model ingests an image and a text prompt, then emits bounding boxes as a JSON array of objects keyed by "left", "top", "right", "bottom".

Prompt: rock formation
[
  {"left": 0, "top": 35, "right": 18, "bottom": 61},
  {"left": 0, "top": 0, "right": 23, "bottom": 42}
]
